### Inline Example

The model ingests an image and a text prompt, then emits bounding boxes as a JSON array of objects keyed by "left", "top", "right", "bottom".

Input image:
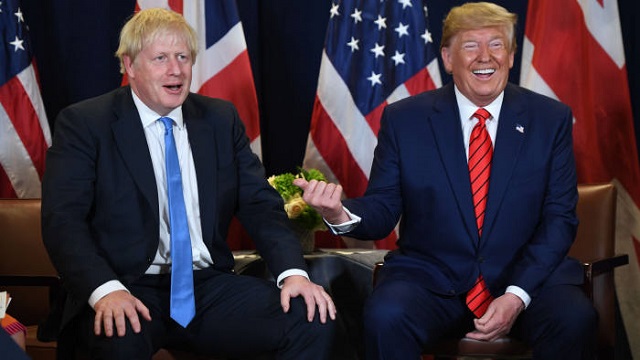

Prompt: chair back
[
  {"left": 571, "top": 183, "right": 616, "bottom": 261},
  {"left": 570, "top": 183, "right": 617, "bottom": 352},
  {"left": 0, "top": 199, "right": 57, "bottom": 326}
]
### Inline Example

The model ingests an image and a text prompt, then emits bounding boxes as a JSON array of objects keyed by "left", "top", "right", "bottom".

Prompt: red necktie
[{"left": 466, "top": 108, "right": 494, "bottom": 318}]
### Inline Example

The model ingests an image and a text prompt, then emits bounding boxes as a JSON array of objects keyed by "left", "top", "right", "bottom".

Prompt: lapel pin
[{"left": 515, "top": 124, "right": 524, "bottom": 133}]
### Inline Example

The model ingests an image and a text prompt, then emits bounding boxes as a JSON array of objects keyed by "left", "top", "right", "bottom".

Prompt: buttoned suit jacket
[
  {"left": 343, "top": 82, "right": 583, "bottom": 299},
  {"left": 41, "top": 86, "right": 306, "bottom": 331}
]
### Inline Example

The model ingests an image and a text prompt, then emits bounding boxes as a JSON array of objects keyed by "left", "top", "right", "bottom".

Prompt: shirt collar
[
  {"left": 454, "top": 85, "right": 504, "bottom": 122},
  {"left": 131, "top": 91, "right": 184, "bottom": 129}
]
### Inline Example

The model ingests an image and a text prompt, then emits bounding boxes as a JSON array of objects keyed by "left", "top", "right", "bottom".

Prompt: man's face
[
  {"left": 441, "top": 26, "right": 514, "bottom": 107},
  {"left": 124, "top": 32, "right": 193, "bottom": 116}
]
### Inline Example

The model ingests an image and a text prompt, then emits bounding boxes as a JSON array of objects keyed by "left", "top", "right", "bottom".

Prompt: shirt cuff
[
  {"left": 326, "top": 206, "right": 361, "bottom": 235},
  {"left": 506, "top": 285, "right": 531, "bottom": 309},
  {"left": 88, "top": 280, "right": 129, "bottom": 308},
  {"left": 276, "top": 269, "right": 310, "bottom": 288}
]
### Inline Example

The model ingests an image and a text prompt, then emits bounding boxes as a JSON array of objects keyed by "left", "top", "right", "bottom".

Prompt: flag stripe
[
  {"left": 193, "top": 22, "right": 246, "bottom": 91},
  {"left": 309, "top": 100, "right": 369, "bottom": 198},
  {"left": 198, "top": 50, "right": 260, "bottom": 141},
  {"left": 315, "top": 51, "right": 378, "bottom": 182},
  {"left": 0, "top": 72, "right": 47, "bottom": 177},
  {"left": 0, "top": 100, "right": 43, "bottom": 198}
]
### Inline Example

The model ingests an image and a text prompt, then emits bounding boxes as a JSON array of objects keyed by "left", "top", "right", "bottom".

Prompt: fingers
[
  {"left": 280, "top": 289, "right": 292, "bottom": 314},
  {"left": 303, "top": 291, "right": 318, "bottom": 323},
  {"left": 93, "top": 291, "right": 149, "bottom": 337},
  {"left": 281, "top": 277, "right": 336, "bottom": 324},
  {"left": 303, "top": 180, "right": 342, "bottom": 204}
]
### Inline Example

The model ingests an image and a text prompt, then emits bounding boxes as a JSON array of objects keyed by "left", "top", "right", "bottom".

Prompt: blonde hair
[
  {"left": 115, "top": 8, "right": 198, "bottom": 74},
  {"left": 440, "top": 2, "right": 517, "bottom": 53}
]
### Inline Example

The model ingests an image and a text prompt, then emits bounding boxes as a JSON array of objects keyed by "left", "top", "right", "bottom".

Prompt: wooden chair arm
[
  {"left": 582, "top": 254, "right": 629, "bottom": 280},
  {"left": 581, "top": 254, "right": 628, "bottom": 301},
  {"left": 0, "top": 275, "right": 60, "bottom": 289}
]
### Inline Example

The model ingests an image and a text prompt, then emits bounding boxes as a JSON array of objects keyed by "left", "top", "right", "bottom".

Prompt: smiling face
[
  {"left": 441, "top": 26, "right": 514, "bottom": 107},
  {"left": 124, "top": 32, "right": 193, "bottom": 116}
]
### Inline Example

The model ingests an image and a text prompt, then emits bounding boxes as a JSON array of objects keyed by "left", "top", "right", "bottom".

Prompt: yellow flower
[
  {"left": 268, "top": 168, "right": 327, "bottom": 231},
  {"left": 284, "top": 196, "right": 306, "bottom": 219}
]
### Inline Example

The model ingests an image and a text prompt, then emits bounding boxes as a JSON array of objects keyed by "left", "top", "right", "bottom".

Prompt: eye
[
  {"left": 462, "top": 42, "right": 479, "bottom": 51},
  {"left": 489, "top": 40, "right": 505, "bottom": 50}
]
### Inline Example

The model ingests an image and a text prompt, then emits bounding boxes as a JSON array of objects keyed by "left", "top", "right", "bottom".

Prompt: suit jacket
[
  {"left": 343, "top": 82, "right": 583, "bottom": 299},
  {"left": 41, "top": 86, "right": 306, "bottom": 329}
]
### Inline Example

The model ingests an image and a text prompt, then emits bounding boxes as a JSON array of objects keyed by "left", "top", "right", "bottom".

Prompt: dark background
[{"left": 20, "top": 0, "right": 639, "bottom": 177}]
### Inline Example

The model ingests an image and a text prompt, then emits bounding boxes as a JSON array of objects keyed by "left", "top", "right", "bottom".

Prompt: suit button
[{"left": 478, "top": 256, "right": 484, "bottom": 263}]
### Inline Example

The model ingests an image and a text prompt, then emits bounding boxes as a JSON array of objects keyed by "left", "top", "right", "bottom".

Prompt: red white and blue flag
[
  {"left": 0, "top": 0, "right": 51, "bottom": 198},
  {"left": 303, "top": 0, "right": 441, "bottom": 249},
  {"left": 521, "top": 0, "right": 640, "bottom": 356},
  {"left": 133, "top": 0, "right": 260, "bottom": 250}
]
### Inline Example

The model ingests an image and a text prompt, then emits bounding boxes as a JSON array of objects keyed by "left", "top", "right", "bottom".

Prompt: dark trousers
[
  {"left": 72, "top": 268, "right": 334, "bottom": 359},
  {"left": 364, "top": 266, "right": 597, "bottom": 360}
]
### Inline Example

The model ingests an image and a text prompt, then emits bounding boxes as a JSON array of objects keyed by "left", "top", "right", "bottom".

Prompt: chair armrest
[
  {"left": 0, "top": 275, "right": 60, "bottom": 288},
  {"left": 581, "top": 254, "right": 628, "bottom": 300},
  {"left": 582, "top": 254, "right": 629, "bottom": 280}
]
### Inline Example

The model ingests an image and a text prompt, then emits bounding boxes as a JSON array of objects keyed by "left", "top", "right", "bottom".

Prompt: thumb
[{"left": 292, "top": 178, "right": 308, "bottom": 190}]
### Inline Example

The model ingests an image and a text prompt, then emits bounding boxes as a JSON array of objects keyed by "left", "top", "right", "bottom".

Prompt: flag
[
  {"left": 303, "top": 0, "right": 441, "bottom": 249},
  {"left": 520, "top": 0, "right": 640, "bottom": 356},
  {"left": 0, "top": 0, "right": 51, "bottom": 198},
  {"left": 133, "top": 0, "right": 261, "bottom": 250}
]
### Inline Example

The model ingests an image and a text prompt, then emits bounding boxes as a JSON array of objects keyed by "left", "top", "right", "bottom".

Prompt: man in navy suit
[
  {"left": 41, "top": 8, "right": 335, "bottom": 359},
  {"left": 295, "top": 2, "right": 596, "bottom": 359}
]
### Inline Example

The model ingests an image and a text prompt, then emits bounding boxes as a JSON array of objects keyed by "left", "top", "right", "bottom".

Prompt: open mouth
[
  {"left": 164, "top": 84, "right": 183, "bottom": 91},
  {"left": 473, "top": 68, "right": 495, "bottom": 77}
]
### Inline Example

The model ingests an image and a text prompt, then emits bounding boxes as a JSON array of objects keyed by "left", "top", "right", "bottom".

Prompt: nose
[
  {"left": 167, "top": 56, "right": 182, "bottom": 76},
  {"left": 477, "top": 44, "right": 491, "bottom": 61}
]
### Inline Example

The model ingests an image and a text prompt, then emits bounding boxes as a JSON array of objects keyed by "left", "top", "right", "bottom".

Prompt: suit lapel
[
  {"left": 110, "top": 88, "right": 159, "bottom": 218},
  {"left": 482, "top": 84, "right": 529, "bottom": 240},
  {"left": 429, "top": 84, "right": 477, "bottom": 241},
  {"left": 182, "top": 98, "right": 217, "bottom": 244}
]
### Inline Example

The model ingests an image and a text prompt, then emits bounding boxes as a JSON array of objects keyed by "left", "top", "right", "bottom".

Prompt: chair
[
  {"left": 0, "top": 199, "right": 59, "bottom": 360},
  {"left": 373, "top": 182, "right": 629, "bottom": 359}
]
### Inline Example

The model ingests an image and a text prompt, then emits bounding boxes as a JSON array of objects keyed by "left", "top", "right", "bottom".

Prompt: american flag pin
[{"left": 515, "top": 124, "right": 524, "bottom": 133}]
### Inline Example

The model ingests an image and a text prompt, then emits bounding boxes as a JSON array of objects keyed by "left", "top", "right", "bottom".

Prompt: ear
[
  {"left": 441, "top": 47, "right": 453, "bottom": 74},
  {"left": 123, "top": 55, "right": 135, "bottom": 78}
]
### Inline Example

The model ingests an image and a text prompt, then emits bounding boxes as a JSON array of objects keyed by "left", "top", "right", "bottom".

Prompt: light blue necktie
[{"left": 159, "top": 116, "right": 195, "bottom": 328}]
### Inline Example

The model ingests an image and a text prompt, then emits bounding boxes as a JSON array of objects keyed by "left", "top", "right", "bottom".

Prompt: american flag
[
  {"left": 303, "top": 0, "right": 441, "bottom": 249},
  {"left": 520, "top": 0, "right": 640, "bottom": 355},
  {"left": 133, "top": 0, "right": 260, "bottom": 250},
  {"left": 0, "top": 0, "right": 51, "bottom": 198}
]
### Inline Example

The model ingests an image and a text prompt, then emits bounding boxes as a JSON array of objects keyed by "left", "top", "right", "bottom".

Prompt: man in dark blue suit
[
  {"left": 41, "top": 8, "right": 335, "bottom": 359},
  {"left": 295, "top": 2, "right": 596, "bottom": 359}
]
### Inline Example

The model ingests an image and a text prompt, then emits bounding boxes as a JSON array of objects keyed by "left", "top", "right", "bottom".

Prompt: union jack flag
[
  {"left": 303, "top": 0, "right": 441, "bottom": 249},
  {"left": 0, "top": 0, "right": 51, "bottom": 198}
]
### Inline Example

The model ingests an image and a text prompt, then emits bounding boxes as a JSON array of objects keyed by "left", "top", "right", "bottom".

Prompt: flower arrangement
[{"left": 267, "top": 168, "right": 327, "bottom": 232}]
